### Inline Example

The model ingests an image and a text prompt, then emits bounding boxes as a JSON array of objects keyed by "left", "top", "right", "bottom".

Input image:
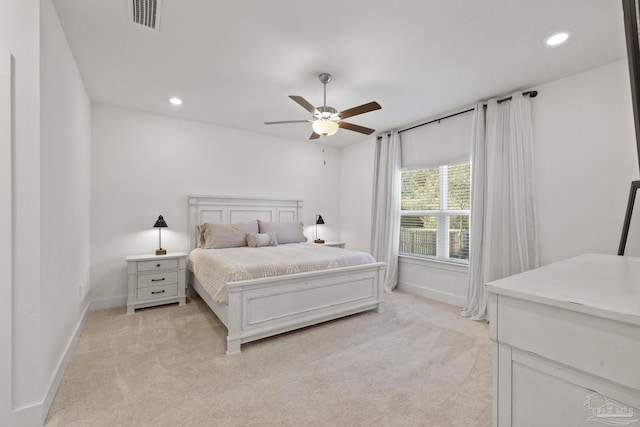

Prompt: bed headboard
[{"left": 187, "top": 196, "right": 303, "bottom": 250}]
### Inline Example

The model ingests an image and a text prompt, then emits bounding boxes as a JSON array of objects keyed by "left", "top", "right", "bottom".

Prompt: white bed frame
[{"left": 188, "top": 196, "right": 386, "bottom": 355}]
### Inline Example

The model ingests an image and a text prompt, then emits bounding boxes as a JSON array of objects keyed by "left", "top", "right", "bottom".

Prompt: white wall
[
  {"left": 340, "top": 59, "right": 640, "bottom": 307},
  {"left": 534, "top": 60, "right": 640, "bottom": 263},
  {"left": 40, "top": 0, "right": 92, "bottom": 418},
  {"left": 90, "top": 105, "right": 341, "bottom": 308},
  {"left": 0, "top": 1, "right": 91, "bottom": 424},
  {"left": 0, "top": 44, "right": 12, "bottom": 427},
  {"left": 0, "top": 0, "right": 41, "bottom": 424},
  {"left": 339, "top": 136, "right": 376, "bottom": 252}
]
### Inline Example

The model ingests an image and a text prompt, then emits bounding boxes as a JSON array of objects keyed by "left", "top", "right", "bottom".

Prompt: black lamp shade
[
  {"left": 154, "top": 215, "right": 168, "bottom": 228},
  {"left": 316, "top": 215, "right": 325, "bottom": 225}
]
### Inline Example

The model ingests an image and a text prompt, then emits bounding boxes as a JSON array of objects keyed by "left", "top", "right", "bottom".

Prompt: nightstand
[
  {"left": 125, "top": 252, "right": 187, "bottom": 314},
  {"left": 321, "top": 241, "right": 346, "bottom": 248}
]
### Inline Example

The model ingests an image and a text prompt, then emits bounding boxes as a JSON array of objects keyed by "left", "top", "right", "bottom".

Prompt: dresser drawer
[
  {"left": 137, "top": 271, "right": 178, "bottom": 288},
  {"left": 137, "top": 284, "right": 178, "bottom": 301},
  {"left": 137, "top": 258, "right": 178, "bottom": 272},
  {"left": 495, "top": 294, "right": 640, "bottom": 391}
]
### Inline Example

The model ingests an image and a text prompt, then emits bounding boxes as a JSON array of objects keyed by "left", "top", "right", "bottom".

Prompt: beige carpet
[{"left": 45, "top": 291, "right": 492, "bottom": 427}]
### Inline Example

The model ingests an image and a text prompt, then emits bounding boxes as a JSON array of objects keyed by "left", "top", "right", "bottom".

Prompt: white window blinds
[{"left": 400, "top": 110, "right": 474, "bottom": 170}]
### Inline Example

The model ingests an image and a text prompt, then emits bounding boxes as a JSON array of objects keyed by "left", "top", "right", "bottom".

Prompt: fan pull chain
[{"left": 323, "top": 147, "right": 326, "bottom": 165}]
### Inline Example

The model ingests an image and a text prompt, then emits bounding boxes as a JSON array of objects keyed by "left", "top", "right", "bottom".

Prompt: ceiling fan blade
[
  {"left": 338, "top": 101, "right": 381, "bottom": 120},
  {"left": 339, "top": 121, "right": 376, "bottom": 135},
  {"left": 289, "top": 96, "right": 319, "bottom": 115},
  {"left": 264, "top": 120, "right": 311, "bottom": 125},
  {"left": 309, "top": 132, "right": 321, "bottom": 140}
]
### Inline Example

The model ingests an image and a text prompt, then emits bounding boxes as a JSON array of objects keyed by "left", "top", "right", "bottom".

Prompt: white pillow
[
  {"left": 257, "top": 220, "right": 307, "bottom": 244},
  {"left": 246, "top": 231, "right": 278, "bottom": 247}
]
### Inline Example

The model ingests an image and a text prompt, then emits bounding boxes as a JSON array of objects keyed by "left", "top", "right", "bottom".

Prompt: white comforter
[{"left": 189, "top": 243, "right": 376, "bottom": 304}]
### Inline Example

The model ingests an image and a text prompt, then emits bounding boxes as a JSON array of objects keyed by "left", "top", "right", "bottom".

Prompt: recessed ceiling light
[
  {"left": 546, "top": 32, "right": 569, "bottom": 46},
  {"left": 169, "top": 97, "right": 183, "bottom": 105}
]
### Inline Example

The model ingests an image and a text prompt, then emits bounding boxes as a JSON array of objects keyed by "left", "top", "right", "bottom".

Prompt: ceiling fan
[{"left": 264, "top": 73, "right": 381, "bottom": 140}]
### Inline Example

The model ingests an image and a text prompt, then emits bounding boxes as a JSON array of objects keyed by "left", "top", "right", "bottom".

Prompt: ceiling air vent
[{"left": 129, "top": 0, "right": 162, "bottom": 31}]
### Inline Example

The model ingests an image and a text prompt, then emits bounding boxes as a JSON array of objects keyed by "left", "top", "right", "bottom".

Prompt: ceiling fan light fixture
[
  {"left": 265, "top": 73, "right": 380, "bottom": 140},
  {"left": 312, "top": 119, "right": 339, "bottom": 136}
]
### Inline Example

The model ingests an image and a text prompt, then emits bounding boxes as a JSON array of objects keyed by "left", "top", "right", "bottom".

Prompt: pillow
[
  {"left": 257, "top": 220, "right": 307, "bottom": 244},
  {"left": 196, "top": 225, "right": 206, "bottom": 248},
  {"left": 246, "top": 231, "right": 278, "bottom": 248},
  {"left": 202, "top": 220, "right": 259, "bottom": 249}
]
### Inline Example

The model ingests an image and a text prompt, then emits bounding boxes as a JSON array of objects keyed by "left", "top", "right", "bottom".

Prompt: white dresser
[
  {"left": 125, "top": 252, "right": 187, "bottom": 314},
  {"left": 486, "top": 254, "right": 640, "bottom": 427}
]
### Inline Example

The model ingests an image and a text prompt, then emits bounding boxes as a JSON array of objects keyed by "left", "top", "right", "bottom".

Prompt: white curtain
[
  {"left": 462, "top": 94, "right": 539, "bottom": 320},
  {"left": 462, "top": 104, "right": 487, "bottom": 319},
  {"left": 371, "top": 132, "right": 401, "bottom": 293}
]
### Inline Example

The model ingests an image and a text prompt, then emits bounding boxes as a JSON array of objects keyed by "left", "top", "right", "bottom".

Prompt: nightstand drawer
[
  {"left": 137, "top": 271, "right": 178, "bottom": 288},
  {"left": 137, "top": 258, "right": 179, "bottom": 272},
  {"left": 137, "top": 284, "right": 178, "bottom": 301}
]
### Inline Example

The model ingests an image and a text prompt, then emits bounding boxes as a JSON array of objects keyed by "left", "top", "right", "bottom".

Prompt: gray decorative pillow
[
  {"left": 202, "top": 220, "right": 259, "bottom": 249},
  {"left": 257, "top": 220, "right": 308, "bottom": 244},
  {"left": 246, "top": 231, "right": 278, "bottom": 247}
]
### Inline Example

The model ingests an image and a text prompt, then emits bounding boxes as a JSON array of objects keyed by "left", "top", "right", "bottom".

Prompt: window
[{"left": 400, "top": 162, "right": 470, "bottom": 262}]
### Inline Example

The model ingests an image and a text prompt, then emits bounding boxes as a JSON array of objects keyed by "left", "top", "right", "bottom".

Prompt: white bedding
[{"left": 189, "top": 243, "right": 377, "bottom": 304}]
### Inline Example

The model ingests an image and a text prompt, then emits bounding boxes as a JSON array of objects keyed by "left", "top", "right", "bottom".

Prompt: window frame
[{"left": 399, "top": 163, "right": 471, "bottom": 265}]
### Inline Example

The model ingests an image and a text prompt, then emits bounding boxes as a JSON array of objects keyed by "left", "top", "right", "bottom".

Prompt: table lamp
[
  {"left": 153, "top": 215, "right": 168, "bottom": 255},
  {"left": 314, "top": 214, "right": 325, "bottom": 244}
]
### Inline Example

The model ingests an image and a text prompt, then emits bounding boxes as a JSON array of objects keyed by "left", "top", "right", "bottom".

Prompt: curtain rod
[
  {"left": 397, "top": 90, "right": 538, "bottom": 134},
  {"left": 496, "top": 90, "right": 538, "bottom": 104}
]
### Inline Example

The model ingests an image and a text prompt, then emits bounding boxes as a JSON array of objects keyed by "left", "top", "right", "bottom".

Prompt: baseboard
[
  {"left": 41, "top": 300, "right": 91, "bottom": 423},
  {"left": 89, "top": 295, "right": 126, "bottom": 311},
  {"left": 11, "top": 401, "right": 41, "bottom": 427},
  {"left": 397, "top": 281, "right": 466, "bottom": 307}
]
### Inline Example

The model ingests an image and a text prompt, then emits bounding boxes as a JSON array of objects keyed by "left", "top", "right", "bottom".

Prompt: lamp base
[
  {"left": 155, "top": 249, "right": 167, "bottom": 255},
  {"left": 314, "top": 239, "right": 325, "bottom": 244}
]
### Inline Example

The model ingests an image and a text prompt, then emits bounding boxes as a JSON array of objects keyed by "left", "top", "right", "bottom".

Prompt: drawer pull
[
  {"left": 151, "top": 278, "right": 165, "bottom": 282},
  {"left": 151, "top": 290, "right": 165, "bottom": 295},
  {"left": 156, "top": 264, "right": 161, "bottom": 267}
]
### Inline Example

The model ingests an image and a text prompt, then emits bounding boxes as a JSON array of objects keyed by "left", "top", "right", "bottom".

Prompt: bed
[{"left": 188, "top": 196, "right": 386, "bottom": 355}]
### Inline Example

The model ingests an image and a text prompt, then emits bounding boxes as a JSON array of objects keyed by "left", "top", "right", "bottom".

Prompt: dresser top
[{"left": 486, "top": 253, "right": 640, "bottom": 325}]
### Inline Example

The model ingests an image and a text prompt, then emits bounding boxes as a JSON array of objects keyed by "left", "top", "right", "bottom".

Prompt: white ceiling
[{"left": 52, "top": 0, "right": 627, "bottom": 148}]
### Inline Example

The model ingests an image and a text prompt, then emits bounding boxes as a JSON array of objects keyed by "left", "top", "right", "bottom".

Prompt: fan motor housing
[{"left": 316, "top": 106, "right": 338, "bottom": 120}]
